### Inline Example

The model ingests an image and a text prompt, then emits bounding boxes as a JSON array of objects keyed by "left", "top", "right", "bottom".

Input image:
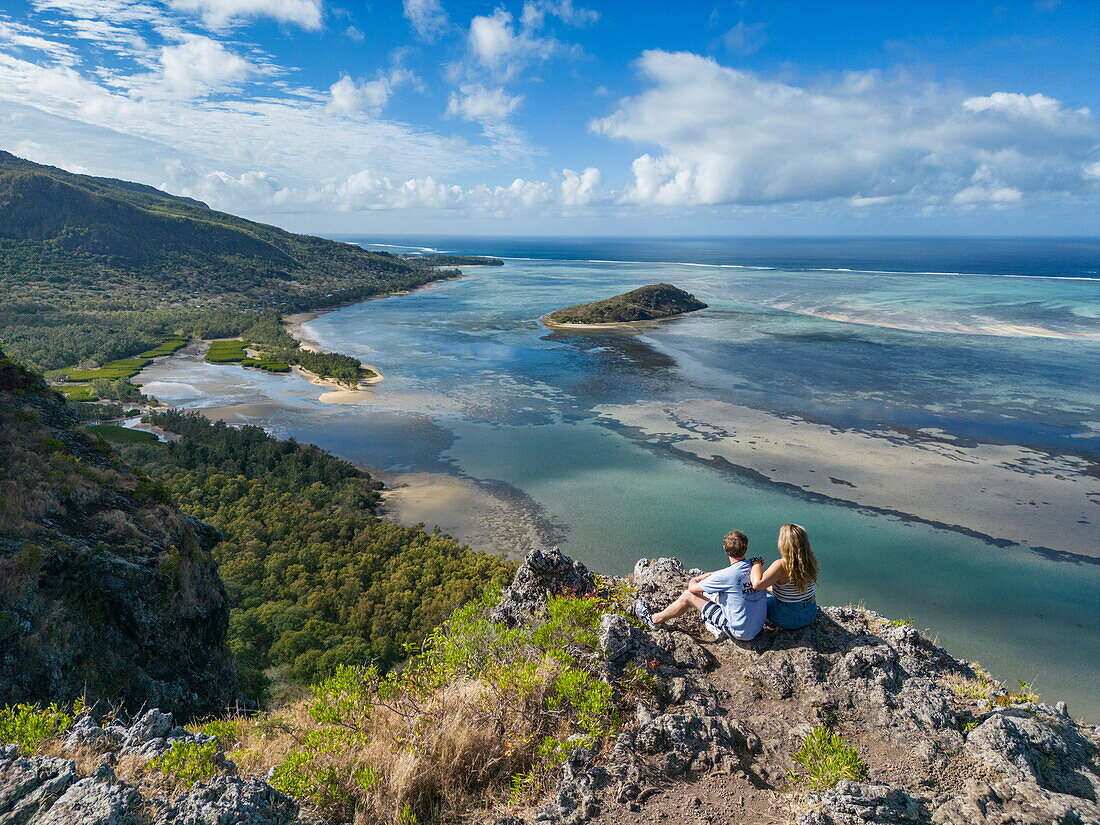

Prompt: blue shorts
[{"left": 766, "top": 594, "right": 818, "bottom": 629}]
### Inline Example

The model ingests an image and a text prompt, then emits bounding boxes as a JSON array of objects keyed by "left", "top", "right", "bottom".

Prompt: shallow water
[{"left": 137, "top": 238, "right": 1100, "bottom": 720}]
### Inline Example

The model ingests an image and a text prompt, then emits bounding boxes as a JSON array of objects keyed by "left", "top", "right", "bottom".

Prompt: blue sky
[{"left": 0, "top": 0, "right": 1097, "bottom": 235}]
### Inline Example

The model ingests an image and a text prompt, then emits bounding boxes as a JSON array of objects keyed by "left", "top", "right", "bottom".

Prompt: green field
[
  {"left": 84, "top": 424, "right": 159, "bottom": 444},
  {"left": 64, "top": 357, "right": 153, "bottom": 381},
  {"left": 205, "top": 340, "right": 248, "bottom": 363},
  {"left": 138, "top": 339, "right": 188, "bottom": 358},
  {"left": 56, "top": 384, "right": 96, "bottom": 401}
]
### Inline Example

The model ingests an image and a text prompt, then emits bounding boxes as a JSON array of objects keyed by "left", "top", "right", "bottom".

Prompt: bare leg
[{"left": 653, "top": 589, "right": 710, "bottom": 624}]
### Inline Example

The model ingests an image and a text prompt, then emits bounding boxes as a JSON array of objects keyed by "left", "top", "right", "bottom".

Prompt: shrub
[
  {"left": 147, "top": 740, "right": 220, "bottom": 789},
  {"left": 0, "top": 702, "right": 76, "bottom": 755},
  {"left": 227, "top": 589, "right": 652, "bottom": 824},
  {"left": 790, "top": 726, "right": 868, "bottom": 790}
]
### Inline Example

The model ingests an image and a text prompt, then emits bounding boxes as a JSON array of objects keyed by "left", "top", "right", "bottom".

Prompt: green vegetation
[
  {"left": 0, "top": 701, "right": 77, "bottom": 755},
  {"left": 65, "top": 357, "right": 151, "bottom": 381},
  {"left": 147, "top": 740, "right": 221, "bottom": 789},
  {"left": 227, "top": 586, "right": 653, "bottom": 824},
  {"left": 0, "top": 151, "right": 460, "bottom": 373},
  {"left": 68, "top": 401, "right": 129, "bottom": 421},
  {"left": 241, "top": 358, "right": 290, "bottom": 372},
  {"left": 406, "top": 255, "right": 504, "bottom": 267},
  {"left": 85, "top": 424, "right": 158, "bottom": 444},
  {"left": 56, "top": 384, "right": 96, "bottom": 401},
  {"left": 118, "top": 411, "right": 514, "bottom": 702},
  {"left": 544, "top": 283, "right": 708, "bottom": 325},
  {"left": 205, "top": 340, "right": 248, "bottom": 363},
  {"left": 138, "top": 339, "right": 188, "bottom": 358},
  {"left": 789, "top": 725, "right": 868, "bottom": 790},
  {"left": 237, "top": 318, "right": 371, "bottom": 386}
]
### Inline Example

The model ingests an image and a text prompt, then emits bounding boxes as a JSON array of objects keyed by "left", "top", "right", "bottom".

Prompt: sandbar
[
  {"left": 379, "top": 472, "right": 551, "bottom": 559},
  {"left": 599, "top": 399, "right": 1100, "bottom": 561}
]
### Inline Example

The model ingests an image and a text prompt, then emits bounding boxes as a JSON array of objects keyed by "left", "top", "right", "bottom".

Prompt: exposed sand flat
[
  {"left": 598, "top": 399, "right": 1100, "bottom": 560},
  {"left": 379, "top": 472, "right": 548, "bottom": 559},
  {"left": 769, "top": 303, "right": 1100, "bottom": 342}
]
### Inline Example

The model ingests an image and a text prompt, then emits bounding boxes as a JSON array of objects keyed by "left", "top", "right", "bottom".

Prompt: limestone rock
[
  {"left": 491, "top": 546, "right": 596, "bottom": 626},
  {"left": 797, "top": 781, "right": 930, "bottom": 824},
  {"left": 154, "top": 776, "right": 304, "bottom": 825},
  {"left": 0, "top": 745, "right": 80, "bottom": 823}
]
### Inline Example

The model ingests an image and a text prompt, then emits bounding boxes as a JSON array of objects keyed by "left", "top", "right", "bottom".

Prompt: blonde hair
[
  {"left": 722, "top": 529, "right": 748, "bottom": 558},
  {"left": 778, "top": 523, "right": 818, "bottom": 592}
]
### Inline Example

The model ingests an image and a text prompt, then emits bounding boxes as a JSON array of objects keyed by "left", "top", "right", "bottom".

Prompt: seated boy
[{"left": 637, "top": 530, "right": 767, "bottom": 641}]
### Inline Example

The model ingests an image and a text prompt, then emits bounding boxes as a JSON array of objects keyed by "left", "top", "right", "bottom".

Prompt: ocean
[{"left": 136, "top": 236, "right": 1100, "bottom": 720}]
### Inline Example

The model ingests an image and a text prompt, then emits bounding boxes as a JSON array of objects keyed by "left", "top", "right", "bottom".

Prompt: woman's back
[{"left": 771, "top": 573, "right": 815, "bottom": 602}]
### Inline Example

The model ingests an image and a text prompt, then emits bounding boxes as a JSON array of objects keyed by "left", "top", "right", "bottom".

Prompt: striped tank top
[{"left": 772, "top": 580, "right": 816, "bottom": 603}]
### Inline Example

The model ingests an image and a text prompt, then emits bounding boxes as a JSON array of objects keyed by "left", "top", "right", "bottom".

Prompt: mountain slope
[
  {"left": 0, "top": 152, "right": 453, "bottom": 370},
  {"left": 0, "top": 347, "right": 237, "bottom": 717}
]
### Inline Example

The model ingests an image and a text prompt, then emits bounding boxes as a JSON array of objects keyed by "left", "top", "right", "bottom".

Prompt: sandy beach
[
  {"left": 599, "top": 398, "right": 1100, "bottom": 561},
  {"left": 540, "top": 312, "right": 695, "bottom": 330}
]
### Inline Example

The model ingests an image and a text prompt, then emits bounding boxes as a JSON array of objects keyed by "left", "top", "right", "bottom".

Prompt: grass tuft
[{"left": 790, "top": 725, "right": 868, "bottom": 791}]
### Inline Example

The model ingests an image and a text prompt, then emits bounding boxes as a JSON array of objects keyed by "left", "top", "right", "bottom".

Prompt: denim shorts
[{"left": 766, "top": 594, "right": 818, "bottom": 629}]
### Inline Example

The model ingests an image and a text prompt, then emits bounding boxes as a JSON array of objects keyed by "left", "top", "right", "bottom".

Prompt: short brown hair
[{"left": 723, "top": 529, "right": 748, "bottom": 558}]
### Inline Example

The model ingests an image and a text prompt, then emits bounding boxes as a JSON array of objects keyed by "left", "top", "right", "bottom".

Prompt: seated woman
[{"left": 750, "top": 523, "right": 819, "bottom": 629}]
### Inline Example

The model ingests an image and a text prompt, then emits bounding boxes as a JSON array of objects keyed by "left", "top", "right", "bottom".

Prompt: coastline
[
  {"left": 282, "top": 274, "right": 475, "bottom": 402},
  {"left": 540, "top": 311, "right": 696, "bottom": 330}
]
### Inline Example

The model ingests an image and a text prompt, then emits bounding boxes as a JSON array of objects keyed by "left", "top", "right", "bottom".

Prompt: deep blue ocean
[{"left": 138, "top": 236, "right": 1100, "bottom": 720}]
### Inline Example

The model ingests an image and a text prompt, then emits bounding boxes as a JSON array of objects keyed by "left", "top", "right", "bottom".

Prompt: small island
[{"left": 542, "top": 283, "right": 708, "bottom": 327}]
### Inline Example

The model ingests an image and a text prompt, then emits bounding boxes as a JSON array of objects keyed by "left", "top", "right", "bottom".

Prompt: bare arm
[
  {"left": 752, "top": 560, "right": 787, "bottom": 591},
  {"left": 687, "top": 571, "right": 712, "bottom": 595}
]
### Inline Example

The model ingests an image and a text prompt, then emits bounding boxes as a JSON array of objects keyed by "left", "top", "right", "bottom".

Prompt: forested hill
[{"left": 0, "top": 151, "right": 456, "bottom": 370}]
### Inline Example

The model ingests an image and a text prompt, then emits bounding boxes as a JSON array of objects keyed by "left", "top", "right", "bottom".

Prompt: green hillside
[{"left": 0, "top": 152, "right": 455, "bottom": 370}]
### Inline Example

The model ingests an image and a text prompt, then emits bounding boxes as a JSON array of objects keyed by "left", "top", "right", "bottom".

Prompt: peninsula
[{"left": 543, "top": 283, "right": 708, "bottom": 326}]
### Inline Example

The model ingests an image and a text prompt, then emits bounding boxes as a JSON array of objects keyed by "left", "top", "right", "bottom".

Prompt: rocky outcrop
[
  {"left": 0, "top": 710, "right": 312, "bottom": 825},
  {"left": 496, "top": 550, "right": 1100, "bottom": 825},
  {"left": 491, "top": 546, "right": 596, "bottom": 626},
  {"left": 0, "top": 351, "right": 237, "bottom": 718}
]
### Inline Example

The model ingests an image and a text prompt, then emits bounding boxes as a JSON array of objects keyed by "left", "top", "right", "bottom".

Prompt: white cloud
[
  {"left": 560, "top": 166, "right": 600, "bottom": 205},
  {"left": 466, "top": 8, "right": 560, "bottom": 80},
  {"left": 592, "top": 50, "right": 1100, "bottom": 209},
  {"left": 520, "top": 0, "right": 598, "bottom": 29},
  {"left": 446, "top": 84, "right": 523, "bottom": 121},
  {"left": 169, "top": 0, "right": 323, "bottom": 30},
  {"left": 722, "top": 21, "right": 767, "bottom": 55},
  {"left": 0, "top": 18, "right": 79, "bottom": 64},
  {"left": 159, "top": 36, "right": 253, "bottom": 97},
  {"left": 403, "top": 0, "right": 448, "bottom": 41},
  {"left": 327, "top": 68, "right": 414, "bottom": 116},
  {"left": 313, "top": 169, "right": 560, "bottom": 212},
  {"left": 952, "top": 185, "right": 1023, "bottom": 206}
]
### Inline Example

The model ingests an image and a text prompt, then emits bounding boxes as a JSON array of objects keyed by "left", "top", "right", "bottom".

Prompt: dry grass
[{"left": 228, "top": 670, "right": 558, "bottom": 825}]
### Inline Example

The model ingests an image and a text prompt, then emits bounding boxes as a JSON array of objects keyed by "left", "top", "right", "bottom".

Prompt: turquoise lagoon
[{"left": 138, "top": 238, "right": 1100, "bottom": 720}]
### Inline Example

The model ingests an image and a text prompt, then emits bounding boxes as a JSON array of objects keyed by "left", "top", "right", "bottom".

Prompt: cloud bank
[{"left": 591, "top": 51, "right": 1099, "bottom": 210}]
